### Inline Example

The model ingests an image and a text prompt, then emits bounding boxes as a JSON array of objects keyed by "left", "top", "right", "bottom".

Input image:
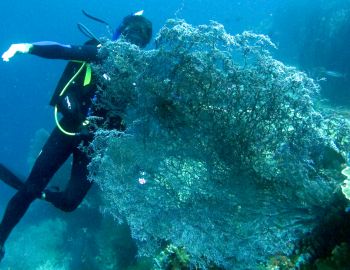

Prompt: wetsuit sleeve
[{"left": 29, "top": 41, "right": 99, "bottom": 62}]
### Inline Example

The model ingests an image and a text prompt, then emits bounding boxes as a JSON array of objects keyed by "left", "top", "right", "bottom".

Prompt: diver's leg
[
  {"left": 43, "top": 138, "right": 93, "bottom": 212},
  {"left": 0, "top": 127, "right": 73, "bottom": 253}
]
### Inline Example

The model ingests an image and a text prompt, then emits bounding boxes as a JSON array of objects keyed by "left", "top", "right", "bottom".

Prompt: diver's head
[{"left": 113, "top": 12, "right": 152, "bottom": 48}]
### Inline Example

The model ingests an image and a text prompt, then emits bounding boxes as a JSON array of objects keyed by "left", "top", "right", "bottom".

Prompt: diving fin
[
  {"left": 0, "top": 164, "right": 24, "bottom": 190},
  {"left": 0, "top": 245, "right": 4, "bottom": 263}
]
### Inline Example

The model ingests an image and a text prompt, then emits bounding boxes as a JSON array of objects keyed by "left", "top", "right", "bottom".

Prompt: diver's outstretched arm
[
  {"left": 30, "top": 41, "right": 99, "bottom": 61},
  {"left": 2, "top": 41, "right": 100, "bottom": 62}
]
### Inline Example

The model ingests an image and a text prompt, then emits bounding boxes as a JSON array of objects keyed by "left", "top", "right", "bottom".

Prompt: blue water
[{"left": 0, "top": 0, "right": 349, "bottom": 268}]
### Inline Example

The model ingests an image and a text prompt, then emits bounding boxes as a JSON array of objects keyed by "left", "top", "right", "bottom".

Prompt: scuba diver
[{"left": 0, "top": 11, "right": 152, "bottom": 262}]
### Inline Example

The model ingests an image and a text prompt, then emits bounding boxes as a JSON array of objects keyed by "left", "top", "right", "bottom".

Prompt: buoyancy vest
[{"left": 51, "top": 60, "right": 95, "bottom": 135}]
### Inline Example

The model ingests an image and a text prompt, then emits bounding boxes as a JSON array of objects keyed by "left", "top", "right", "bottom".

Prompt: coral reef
[
  {"left": 2, "top": 218, "right": 69, "bottom": 270},
  {"left": 313, "top": 242, "right": 350, "bottom": 270},
  {"left": 88, "top": 19, "right": 348, "bottom": 269},
  {"left": 154, "top": 244, "right": 190, "bottom": 270}
]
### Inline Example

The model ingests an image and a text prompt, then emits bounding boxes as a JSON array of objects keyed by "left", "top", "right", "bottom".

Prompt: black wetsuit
[{"left": 0, "top": 41, "right": 106, "bottom": 248}]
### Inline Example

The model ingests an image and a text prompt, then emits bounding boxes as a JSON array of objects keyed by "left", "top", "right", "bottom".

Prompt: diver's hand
[{"left": 2, "top": 43, "right": 33, "bottom": 62}]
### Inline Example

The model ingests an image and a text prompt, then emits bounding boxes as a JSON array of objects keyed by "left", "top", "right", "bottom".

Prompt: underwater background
[{"left": 0, "top": 0, "right": 350, "bottom": 269}]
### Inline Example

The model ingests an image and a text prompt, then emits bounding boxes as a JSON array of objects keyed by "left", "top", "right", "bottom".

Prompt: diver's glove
[{"left": 1, "top": 43, "right": 33, "bottom": 62}]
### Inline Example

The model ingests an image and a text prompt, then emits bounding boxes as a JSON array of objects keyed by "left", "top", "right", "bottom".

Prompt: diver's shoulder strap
[
  {"left": 50, "top": 61, "right": 80, "bottom": 106},
  {"left": 50, "top": 61, "right": 92, "bottom": 106}
]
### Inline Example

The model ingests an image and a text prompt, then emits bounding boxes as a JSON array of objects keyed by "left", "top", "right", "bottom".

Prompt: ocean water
[{"left": 0, "top": 0, "right": 349, "bottom": 269}]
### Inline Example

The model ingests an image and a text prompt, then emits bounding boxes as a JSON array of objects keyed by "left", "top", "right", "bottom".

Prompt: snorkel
[{"left": 79, "top": 10, "right": 146, "bottom": 42}]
